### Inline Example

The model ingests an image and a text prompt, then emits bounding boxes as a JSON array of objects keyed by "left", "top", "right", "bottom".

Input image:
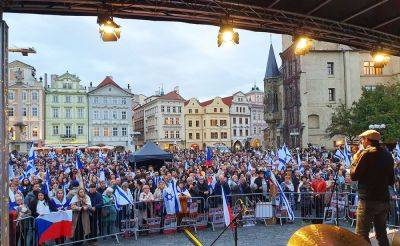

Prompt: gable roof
[
  {"left": 9, "top": 60, "right": 34, "bottom": 69},
  {"left": 89, "top": 76, "right": 133, "bottom": 95},
  {"left": 159, "top": 90, "right": 185, "bottom": 101},
  {"left": 199, "top": 96, "right": 232, "bottom": 107}
]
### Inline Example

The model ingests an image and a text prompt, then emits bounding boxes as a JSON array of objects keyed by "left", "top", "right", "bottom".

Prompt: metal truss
[{"left": 2, "top": 0, "right": 400, "bottom": 55}]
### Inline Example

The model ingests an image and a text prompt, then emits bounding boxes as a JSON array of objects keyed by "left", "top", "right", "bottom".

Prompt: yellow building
[
  {"left": 184, "top": 98, "right": 204, "bottom": 150},
  {"left": 200, "top": 97, "right": 231, "bottom": 149}
]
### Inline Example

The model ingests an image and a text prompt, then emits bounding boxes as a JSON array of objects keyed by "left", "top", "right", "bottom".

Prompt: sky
[{"left": 5, "top": 13, "right": 282, "bottom": 101}]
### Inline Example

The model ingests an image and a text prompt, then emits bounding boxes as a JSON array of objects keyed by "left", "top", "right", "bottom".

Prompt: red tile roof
[
  {"left": 159, "top": 91, "right": 185, "bottom": 101},
  {"left": 199, "top": 99, "right": 213, "bottom": 107},
  {"left": 91, "top": 76, "right": 132, "bottom": 95},
  {"left": 199, "top": 96, "right": 233, "bottom": 107}
]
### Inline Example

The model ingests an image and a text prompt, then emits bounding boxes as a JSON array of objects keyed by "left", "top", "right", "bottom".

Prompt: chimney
[
  {"left": 44, "top": 73, "right": 48, "bottom": 88},
  {"left": 174, "top": 86, "right": 179, "bottom": 94},
  {"left": 51, "top": 74, "right": 58, "bottom": 83}
]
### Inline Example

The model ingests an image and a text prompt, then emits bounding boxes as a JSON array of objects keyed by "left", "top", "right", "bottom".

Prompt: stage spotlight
[
  {"left": 371, "top": 51, "right": 390, "bottom": 68},
  {"left": 217, "top": 24, "right": 239, "bottom": 47},
  {"left": 294, "top": 36, "right": 313, "bottom": 56},
  {"left": 97, "top": 15, "right": 121, "bottom": 42}
]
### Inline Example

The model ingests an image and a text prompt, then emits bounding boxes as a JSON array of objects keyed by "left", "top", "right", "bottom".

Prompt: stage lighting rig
[{"left": 97, "top": 15, "right": 121, "bottom": 42}]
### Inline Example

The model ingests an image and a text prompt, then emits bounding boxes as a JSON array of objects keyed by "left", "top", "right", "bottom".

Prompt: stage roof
[{"left": 2, "top": 0, "right": 400, "bottom": 55}]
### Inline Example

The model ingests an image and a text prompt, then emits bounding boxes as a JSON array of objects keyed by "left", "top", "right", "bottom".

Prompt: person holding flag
[
  {"left": 25, "top": 145, "right": 37, "bottom": 177},
  {"left": 205, "top": 147, "right": 213, "bottom": 167}
]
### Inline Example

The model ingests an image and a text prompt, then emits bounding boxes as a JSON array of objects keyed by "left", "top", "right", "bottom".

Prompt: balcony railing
[{"left": 60, "top": 134, "right": 76, "bottom": 139}]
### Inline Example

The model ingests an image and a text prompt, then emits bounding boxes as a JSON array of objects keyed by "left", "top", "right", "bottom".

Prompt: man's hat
[{"left": 359, "top": 129, "right": 381, "bottom": 141}]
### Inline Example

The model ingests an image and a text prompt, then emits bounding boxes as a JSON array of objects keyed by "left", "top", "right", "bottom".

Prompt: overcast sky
[{"left": 5, "top": 13, "right": 282, "bottom": 101}]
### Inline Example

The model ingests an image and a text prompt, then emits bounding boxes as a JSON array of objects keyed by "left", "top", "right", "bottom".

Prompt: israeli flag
[
  {"left": 44, "top": 170, "right": 51, "bottom": 195},
  {"left": 75, "top": 155, "right": 84, "bottom": 170},
  {"left": 9, "top": 188, "right": 17, "bottom": 211},
  {"left": 99, "top": 151, "right": 107, "bottom": 163},
  {"left": 277, "top": 148, "right": 287, "bottom": 171},
  {"left": 344, "top": 139, "right": 352, "bottom": 168},
  {"left": 114, "top": 186, "right": 133, "bottom": 207},
  {"left": 8, "top": 159, "right": 15, "bottom": 180},
  {"left": 334, "top": 149, "right": 345, "bottom": 161},
  {"left": 25, "top": 145, "right": 37, "bottom": 176},
  {"left": 163, "top": 180, "right": 181, "bottom": 215},
  {"left": 283, "top": 145, "right": 293, "bottom": 162},
  {"left": 270, "top": 172, "right": 294, "bottom": 221},
  {"left": 297, "top": 153, "right": 303, "bottom": 173},
  {"left": 99, "top": 168, "right": 106, "bottom": 181}
]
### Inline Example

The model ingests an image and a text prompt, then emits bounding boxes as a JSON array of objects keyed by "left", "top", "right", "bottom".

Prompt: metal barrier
[{"left": 13, "top": 215, "right": 36, "bottom": 246}]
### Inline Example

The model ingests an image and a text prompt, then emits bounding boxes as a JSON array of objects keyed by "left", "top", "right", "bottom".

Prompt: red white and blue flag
[
  {"left": 36, "top": 210, "right": 73, "bottom": 244},
  {"left": 205, "top": 147, "right": 213, "bottom": 167},
  {"left": 222, "top": 187, "right": 233, "bottom": 227}
]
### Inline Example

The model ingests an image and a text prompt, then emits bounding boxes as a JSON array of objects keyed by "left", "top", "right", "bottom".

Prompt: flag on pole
[
  {"left": 99, "top": 151, "right": 106, "bottom": 163},
  {"left": 222, "top": 186, "right": 233, "bottom": 227},
  {"left": 25, "top": 145, "right": 37, "bottom": 176},
  {"left": 277, "top": 147, "right": 287, "bottom": 171},
  {"left": 113, "top": 186, "right": 133, "bottom": 208},
  {"left": 75, "top": 155, "right": 84, "bottom": 170},
  {"left": 334, "top": 149, "right": 345, "bottom": 161},
  {"left": 45, "top": 170, "right": 51, "bottom": 195},
  {"left": 163, "top": 180, "right": 181, "bottom": 215},
  {"left": 344, "top": 139, "right": 352, "bottom": 168},
  {"left": 270, "top": 172, "right": 294, "bottom": 221},
  {"left": 205, "top": 147, "right": 213, "bottom": 167},
  {"left": 36, "top": 210, "right": 73, "bottom": 244},
  {"left": 297, "top": 153, "right": 303, "bottom": 173}
]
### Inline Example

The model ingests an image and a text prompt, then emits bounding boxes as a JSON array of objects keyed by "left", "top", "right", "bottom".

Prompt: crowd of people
[{"left": 7, "top": 143, "right": 400, "bottom": 245}]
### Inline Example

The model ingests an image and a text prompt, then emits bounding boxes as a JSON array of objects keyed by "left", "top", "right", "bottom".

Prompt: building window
[
  {"left": 189, "top": 109, "right": 192, "bottom": 114},
  {"left": 78, "top": 96, "right": 83, "bottom": 103},
  {"left": 122, "top": 127, "right": 127, "bottom": 136},
  {"left": 188, "top": 120, "right": 192, "bottom": 127},
  {"left": 308, "top": 114, "right": 320, "bottom": 129},
  {"left": 178, "top": 107, "right": 182, "bottom": 113},
  {"left": 176, "top": 131, "right": 180, "bottom": 139},
  {"left": 93, "top": 127, "right": 99, "bottom": 137},
  {"left": 220, "top": 120, "right": 227, "bottom": 126},
  {"left": 53, "top": 125, "right": 59, "bottom": 135},
  {"left": 253, "top": 128, "right": 256, "bottom": 134},
  {"left": 363, "top": 61, "right": 382, "bottom": 75},
  {"left": 239, "top": 118, "right": 242, "bottom": 124},
  {"left": 210, "top": 119, "right": 218, "bottom": 126},
  {"left": 65, "top": 96, "right": 71, "bottom": 103},
  {"left": 233, "top": 129, "right": 237, "bottom": 136},
  {"left": 172, "top": 107, "right": 176, "bottom": 113},
  {"left": 121, "top": 111, "right": 127, "bottom": 120},
  {"left": 103, "top": 97, "right": 108, "bottom": 104},
  {"left": 161, "top": 106, "right": 165, "bottom": 112},
  {"left": 23, "top": 107, "right": 27, "bottom": 117},
  {"left": 32, "top": 91, "right": 38, "bottom": 101},
  {"left": 239, "top": 129, "right": 243, "bottom": 136},
  {"left": 189, "top": 133, "right": 193, "bottom": 139},
  {"left": 214, "top": 108, "right": 217, "bottom": 113},
  {"left": 122, "top": 98, "right": 127, "bottom": 105},
  {"left": 328, "top": 88, "right": 336, "bottom": 101},
  {"left": 327, "top": 62, "right": 334, "bottom": 75},
  {"left": 104, "top": 111, "right": 109, "bottom": 120},
  {"left": 220, "top": 108, "right": 223, "bottom": 112},
  {"left": 65, "top": 125, "right": 71, "bottom": 136},
  {"left": 32, "top": 107, "right": 38, "bottom": 117},
  {"left": 221, "top": 132, "right": 227, "bottom": 139},
  {"left": 167, "top": 107, "right": 171, "bottom": 113},
  {"left": 113, "top": 127, "right": 118, "bottom": 136},
  {"left": 8, "top": 91, "right": 14, "bottom": 100},
  {"left": 22, "top": 92, "right": 28, "bottom": 101},
  {"left": 211, "top": 132, "right": 218, "bottom": 139},
  {"left": 78, "top": 108, "right": 84, "bottom": 118},
  {"left": 52, "top": 108, "right": 59, "bottom": 118},
  {"left": 196, "top": 121, "right": 199, "bottom": 127},
  {"left": 169, "top": 131, "right": 174, "bottom": 138},
  {"left": 165, "top": 118, "right": 169, "bottom": 125},
  {"left": 176, "top": 118, "right": 180, "bottom": 125},
  {"left": 94, "top": 97, "right": 98, "bottom": 104},
  {"left": 65, "top": 108, "right": 72, "bottom": 119},
  {"left": 233, "top": 118, "right": 236, "bottom": 124},
  {"left": 165, "top": 131, "right": 169, "bottom": 139},
  {"left": 94, "top": 110, "right": 99, "bottom": 119},
  {"left": 103, "top": 127, "right": 110, "bottom": 137},
  {"left": 113, "top": 98, "right": 118, "bottom": 105},
  {"left": 245, "top": 118, "right": 249, "bottom": 124},
  {"left": 78, "top": 125, "right": 84, "bottom": 135},
  {"left": 33, "top": 129, "right": 38, "bottom": 138},
  {"left": 196, "top": 133, "right": 200, "bottom": 139},
  {"left": 52, "top": 95, "right": 58, "bottom": 103},
  {"left": 195, "top": 109, "right": 198, "bottom": 113},
  {"left": 245, "top": 129, "right": 249, "bottom": 136},
  {"left": 113, "top": 111, "right": 118, "bottom": 119}
]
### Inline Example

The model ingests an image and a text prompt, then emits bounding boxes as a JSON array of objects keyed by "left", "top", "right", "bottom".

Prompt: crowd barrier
[{"left": 9, "top": 192, "right": 400, "bottom": 245}]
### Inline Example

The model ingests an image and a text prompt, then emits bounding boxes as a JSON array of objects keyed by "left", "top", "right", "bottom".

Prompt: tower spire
[{"left": 264, "top": 42, "right": 280, "bottom": 79}]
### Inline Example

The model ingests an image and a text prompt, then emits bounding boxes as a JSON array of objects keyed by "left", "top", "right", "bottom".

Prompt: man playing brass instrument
[{"left": 351, "top": 130, "right": 395, "bottom": 245}]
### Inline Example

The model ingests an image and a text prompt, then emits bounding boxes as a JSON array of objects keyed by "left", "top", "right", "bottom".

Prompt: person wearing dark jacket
[
  {"left": 196, "top": 176, "right": 209, "bottom": 213},
  {"left": 351, "top": 130, "right": 395, "bottom": 245},
  {"left": 212, "top": 175, "right": 231, "bottom": 208},
  {"left": 88, "top": 184, "right": 103, "bottom": 240}
]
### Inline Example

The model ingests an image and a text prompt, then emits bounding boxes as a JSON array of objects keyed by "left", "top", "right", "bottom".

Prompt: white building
[
  {"left": 143, "top": 88, "right": 185, "bottom": 150},
  {"left": 246, "top": 84, "right": 267, "bottom": 148},
  {"left": 8, "top": 60, "right": 45, "bottom": 152},
  {"left": 88, "top": 76, "right": 134, "bottom": 150},
  {"left": 228, "top": 92, "right": 251, "bottom": 150}
]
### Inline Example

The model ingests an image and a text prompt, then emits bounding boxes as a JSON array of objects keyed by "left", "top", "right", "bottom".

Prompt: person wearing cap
[{"left": 351, "top": 129, "right": 395, "bottom": 245}]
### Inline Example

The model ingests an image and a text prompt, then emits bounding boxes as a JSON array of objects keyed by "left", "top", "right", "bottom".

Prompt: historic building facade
[
  {"left": 8, "top": 61, "right": 45, "bottom": 152},
  {"left": 246, "top": 84, "right": 267, "bottom": 149},
  {"left": 263, "top": 44, "right": 283, "bottom": 149},
  {"left": 44, "top": 72, "right": 88, "bottom": 147},
  {"left": 88, "top": 76, "right": 133, "bottom": 150},
  {"left": 275, "top": 35, "right": 400, "bottom": 149},
  {"left": 184, "top": 98, "right": 204, "bottom": 150},
  {"left": 143, "top": 89, "right": 185, "bottom": 150},
  {"left": 200, "top": 97, "right": 231, "bottom": 148},
  {"left": 133, "top": 104, "right": 145, "bottom": 149},
  {"left": 229, "top": 92, "right": 251, "bottom": 150}
]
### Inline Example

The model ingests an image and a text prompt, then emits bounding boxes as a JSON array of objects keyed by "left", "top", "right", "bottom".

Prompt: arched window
[{"left": 308, "top": 114, "right": 320, "bottom": 129}]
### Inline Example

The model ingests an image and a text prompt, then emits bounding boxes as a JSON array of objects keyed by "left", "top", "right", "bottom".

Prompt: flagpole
[{"left": 209, "top": 206, "right": 244, "bottom": 246}]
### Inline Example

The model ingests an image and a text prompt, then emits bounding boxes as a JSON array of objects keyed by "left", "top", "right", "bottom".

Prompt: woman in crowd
[
  {"left": 70, "top": 187, "right": 92, "bottom": 243},
  {"left": 139, "top": 185, "right": 154, "bottom": 223},
  {"left": 51, "top": 189, "right": 70, "bottom": 211},
  {"left": 101, "top": 187, "right": 117, "bottom": 236},
  {"left": 15, "top": 194, "right": 32, "bottom": 246},
  {"left": 29, "top": 191, "right": 52, "bottom": 218}
]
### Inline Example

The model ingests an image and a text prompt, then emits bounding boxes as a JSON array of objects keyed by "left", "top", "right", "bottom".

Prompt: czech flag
[
  {"left": 222, "top": 186, "right": 233, "bottom": 227},
  {"left": 36, "top": 210, "right": 73, "bottom": 244},
  {"left": 205, "top": 147, "right": 213, "bottom": 167}
]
